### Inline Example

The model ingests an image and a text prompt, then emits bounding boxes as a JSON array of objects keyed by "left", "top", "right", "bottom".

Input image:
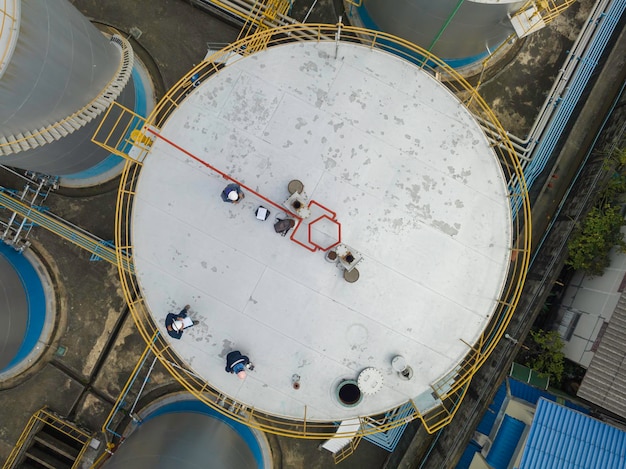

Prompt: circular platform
[{"left": 131, "top": 41, "right": 512, "bottom": 421}]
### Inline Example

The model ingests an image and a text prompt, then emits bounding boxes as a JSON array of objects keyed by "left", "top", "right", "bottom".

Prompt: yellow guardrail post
[{"left": 102, "top": 23, "right": 530, "bottom": 440}]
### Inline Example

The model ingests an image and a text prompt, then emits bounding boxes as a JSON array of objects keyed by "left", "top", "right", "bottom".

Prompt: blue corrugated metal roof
[
  {"left": 476, "top": 381, "right": 507, "bottom": 436},
  {"left": 485, "top": 415, "right": 526, "bottom": 469},
  {"left": 455, "top": 440, "right": 482, "bottom": 469},
  {"left": 519, "top": 398, "right": 626, "bottom": 469},
  {"left": 508, "top": 377, "right": 589, "bottom": 414}
]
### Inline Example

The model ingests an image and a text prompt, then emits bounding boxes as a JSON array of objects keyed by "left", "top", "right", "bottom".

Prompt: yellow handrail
[
  {"left": 512, "top": 0, "right": 577, "bottom": 37},
  {"left": 3, "top": 407, "right": 41, "bottom": 468},
  {"left": 333, "top": 435, "right": 362, "bottom": 464},
  {"left": 100, "top": 331, "right": 160, "bottom": 438}
]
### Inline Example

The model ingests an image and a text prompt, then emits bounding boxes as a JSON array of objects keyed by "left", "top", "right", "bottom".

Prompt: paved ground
[{"left": 0, "top": 0, "right": 600, "bottom": 467}]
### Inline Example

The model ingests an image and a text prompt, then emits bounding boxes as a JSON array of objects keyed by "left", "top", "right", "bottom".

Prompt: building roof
[
  {"left": 132, "top": 41, "right": 512, "bottom": 421},
  {"left": 469, "top": 374, "right": 591, "bottom": 442},
  {"left": 508, "top": 376, "right": 588, "bottom": 413},
  {"left": 519, "top": 398, "right": 626, "bottom": 469},
  {"left": 577, "top": 292, "right": 626, "bottom": 418},
  {"left": 485, "top": 414, "right": 526, "bottom": 469},
  {"left": 476, "top": 380, "right": 507, "bottom": 436}
]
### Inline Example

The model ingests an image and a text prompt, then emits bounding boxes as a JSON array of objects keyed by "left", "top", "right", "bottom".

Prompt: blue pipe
[
  {"left": 531, "top": 78, "right": 626, "bottom": 267},
  {"left": 476, "top": 1, "right": 625, "bottom": 380},
  {"left": 510, "top": 1, "right": 625, "bottom": 218}
]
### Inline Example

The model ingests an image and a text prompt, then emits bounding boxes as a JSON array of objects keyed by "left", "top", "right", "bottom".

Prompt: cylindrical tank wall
[
  {"left": 104, "top": 412, "right": 261, "bottom": 469},
  {"left": 0, "top": 255, "right": 28, "bottom": 371},
  {"left": 0, "top": 0, "right": 121, "bottom": 136},
  {"left": 0, "top": 72, "right": 136, "bottom": 175},
  {"left": 0, "top": 242, "right": 49, "bottom": 379},
  {"left": 346, "top": 0, "right": 525, "bottom": 64}
]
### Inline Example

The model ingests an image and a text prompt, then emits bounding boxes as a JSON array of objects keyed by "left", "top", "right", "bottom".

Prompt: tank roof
[{"left": 132, "top": 41, "right": 512, "bottom": 421}]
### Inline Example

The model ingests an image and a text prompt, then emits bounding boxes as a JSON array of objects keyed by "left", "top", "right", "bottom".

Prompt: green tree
[
  {"left": 567, "top": 147, "right": 626, "bottom": 276},
  {"left": 566, "top": 203, "right": 626, "bottom": 276},
  {"left": 519, "top": 329, "right": 565, "bottom": 384}
]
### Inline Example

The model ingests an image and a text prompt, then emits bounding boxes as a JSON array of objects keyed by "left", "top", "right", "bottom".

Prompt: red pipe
[
  {"left": 146, "top": 129, "right": 345, "bottom": 253},
  {"left": 147, "top": 129, "right": 299, "bottom": 219}
]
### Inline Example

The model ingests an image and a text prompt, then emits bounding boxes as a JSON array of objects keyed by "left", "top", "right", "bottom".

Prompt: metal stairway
[
  {"left": 191, "top": 0, "right": 296, "bottom": 30},
  {"left": 3, "top": 408, "right": 92, "bottom": 469},
  {"left": 510, "top": 0, "right": 577, "bottom": 38},
  {"left": 361, "top": 401, "right": 416, "bottom": 452}
]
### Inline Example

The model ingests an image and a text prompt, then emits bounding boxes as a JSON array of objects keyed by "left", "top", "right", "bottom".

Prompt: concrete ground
[
  {"left": 0, "top": 0, "right": 599, "bottom": 467},
  {"left": 477, "top": 0, "right": 597, "bottom": 137}
]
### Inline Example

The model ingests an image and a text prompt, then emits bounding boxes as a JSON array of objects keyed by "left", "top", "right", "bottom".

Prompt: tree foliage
[
  {"left": 566, "top": 148, "right": 626, "bottom": 276},
  {"left": 566, "top": 203, "right": 626, "bottom": 276},
  {"left": 519, "top": 329, "right": 565, "bottom": 383}
]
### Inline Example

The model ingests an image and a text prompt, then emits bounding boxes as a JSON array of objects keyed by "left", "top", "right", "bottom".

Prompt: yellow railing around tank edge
[{"left": 94, "top": 23, "right": 531, "bottom": 438}]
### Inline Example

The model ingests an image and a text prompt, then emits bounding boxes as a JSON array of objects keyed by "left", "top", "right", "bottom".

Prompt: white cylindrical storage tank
[
  {"left": 0, "top": 0, "right": 134, "bottom": 175},
  {"left": 111, "top": 24, "right": 529, "bottom": 437},
  {"left": 344, "top": 0, "right": 525, "bottom": 67}
]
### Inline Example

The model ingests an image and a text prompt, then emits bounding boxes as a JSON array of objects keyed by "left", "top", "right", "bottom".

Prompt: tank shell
[
  {"left": 1, "top": 0, "right": 121, "bottom": 136},
  {"left": 0, "top": 0, "right": 133, "bottom": 174},
  {"left": 105, "top": 412, "right": 262, "bottom": 469},
  {"left": 345, "top": 0, "right": 525, "bottom": 65}
]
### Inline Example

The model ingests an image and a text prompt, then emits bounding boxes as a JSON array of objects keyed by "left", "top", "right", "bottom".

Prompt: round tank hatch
[{"left": 336, "top": 380, "right": 363, "bottom": 407}]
